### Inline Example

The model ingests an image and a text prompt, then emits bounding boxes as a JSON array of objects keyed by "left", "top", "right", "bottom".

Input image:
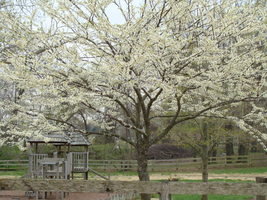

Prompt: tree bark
[
  {"left": 201, "top": 122, "right": 209, "bottom": 200},
  {"left": 201, "top": 155, "right": 209, "bottom": 200},
  {"left": 226, "top": 137, "right": 234, "bottom": 163},
  {"left": 238, "top": 143, "right": 248, "bottom": 163},
  {"left": 136, "top": 145, "right": 151, "bottom": 200},
  {"left": 211, "top": 149, "right": 217, "bottom": 164}
]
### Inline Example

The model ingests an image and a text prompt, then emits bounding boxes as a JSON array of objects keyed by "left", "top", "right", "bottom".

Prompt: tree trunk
[
  {"left": 226, "top": 137, "right": 234, "bottom": 163},
  {"left": 238, "top": 143, "right": 247, "bottom": 155},
  {"left": 211, "top": 149, "right": 217, "bottom": 164},
  {"left": 238, "top": 143, "right": 248, "bottom": 163},
  {"left": 201, "top": 155, "right": 209, "bottom": 200},
  {"left": 201, "top": 122, "right": 208, "bottom": 200},
  {"left": 136, "top": 146, "right": 151, "bottom": 200}
]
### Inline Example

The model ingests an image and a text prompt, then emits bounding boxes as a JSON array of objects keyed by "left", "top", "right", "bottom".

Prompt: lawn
[
  {"left": 1, "top": 166, "right": 266, "bottom": 178},
  {"left": 98, "top": 166, "right": 267, "bottom": 177},
  {"left": 210, "top": 167, "right": 267, "bottom": 174},
  {"left": 171, "top": 194, "right": 252, "bottom": 200},
  {"left": 0, "top": 170, "right": 26, "bottom": 176},
  {"left": 144, "top": 179, "right": 254, "bottom": 200},
  {"left": 153, "top": 179, "right": 254, "bottom": 200}
]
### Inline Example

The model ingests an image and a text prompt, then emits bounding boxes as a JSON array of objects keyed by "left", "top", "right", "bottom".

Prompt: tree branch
[
  {"left": 85, "top": 130, "right": 136, "bottom": 147},
  {"left": 81, "top": 101, "right": 146, "bottom": 135}
]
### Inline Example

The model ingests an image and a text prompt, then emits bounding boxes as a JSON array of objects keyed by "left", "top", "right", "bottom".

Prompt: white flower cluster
[{"left": 0, "top": 0, "right": 266, "bottom": 148}]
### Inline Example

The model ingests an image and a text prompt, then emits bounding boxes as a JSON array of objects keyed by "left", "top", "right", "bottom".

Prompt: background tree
[
  {"left": 1, "top": 1, "right": 266, "bottom": 200},
  {"left": 172, "top": 119, "right": 228, "bottom": 200}
]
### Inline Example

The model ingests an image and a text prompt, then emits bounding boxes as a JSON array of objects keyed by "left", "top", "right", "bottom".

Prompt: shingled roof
[{"left": 27, "top": 132, "right": 91, "bottom": 146}]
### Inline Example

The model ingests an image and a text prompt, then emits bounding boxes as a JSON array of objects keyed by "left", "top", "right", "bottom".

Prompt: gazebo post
[
  {"left": 63, "top": 144, "right": 67, "bottom": 158},
  {"left": 58, "top": 145, "right": 62, "bottom": 157},
  {"left": 85, "top": 146, "right": 89, "bottom": 152},
  {"left": 84, "top": 145, "right": 89, "bottom": 180},
  {"left": 35, "top": 143, "right": 38, "bottom": 153},
  {"left": 55, "top": 145, "right": 59, "bottom": 156}
]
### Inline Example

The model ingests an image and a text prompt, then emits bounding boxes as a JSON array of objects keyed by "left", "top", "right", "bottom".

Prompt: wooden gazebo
[{"left": 27, "top": 131, "right": 91, "bottom": 180}]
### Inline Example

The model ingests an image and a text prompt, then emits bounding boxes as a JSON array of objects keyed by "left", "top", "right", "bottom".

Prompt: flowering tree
[{"left": 1, "top": 0, "right": 267, "bottom": 199}]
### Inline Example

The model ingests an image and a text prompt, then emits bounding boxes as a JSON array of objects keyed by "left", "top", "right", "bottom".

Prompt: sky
[
  {"left": 106, "top": 3, "right": 126, "bottom": 24},
  {"left": 105, "top": 0, "right": 142, "bottom": 24}
]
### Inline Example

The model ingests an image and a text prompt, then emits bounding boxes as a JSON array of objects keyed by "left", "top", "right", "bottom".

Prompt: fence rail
[
  {"left": 0, "top": 179, "right": 266, "bottom": 196},
  {"left": 103, "top": 192, "right": 138, "bottom": 200},
  {"left": 0, "top": 154, "right": 266, "bottom": 172},
  {"left": 0, "top": 160, "right": 28, "bottom": 170},
  {"left": 88, "top": 154, "right": 267, "bottom": 172}
]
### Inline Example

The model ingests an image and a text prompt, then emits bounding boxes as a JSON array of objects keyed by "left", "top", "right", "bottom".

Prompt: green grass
[
  {"left": 179, "top": 179, "right": 254, "bottom": 183},
  {"left": 104, "top": 171, "right": 138, "bottom": 176},
  {"left": 1, "top": 166, "right": 266, "bottom": 178},
  {"left": 171, "top": 194, "right": 252, "bottom": 200},
  {"left": 98, "top": 166, "right": 267, "bottom": 176},
  {"left": 155, "top": 179, "right": 254, "bottom": 200},
  {"left": 210, "top": 167, "right": 267, "bottom": 174},
  {"left": 0, "top": 170, "right": 27, "bottom": 176}
]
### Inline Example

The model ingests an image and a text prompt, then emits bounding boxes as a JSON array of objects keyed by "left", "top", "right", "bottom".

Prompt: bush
[{"left": 0, "top": 145, "right": 27, "bottom": 160}]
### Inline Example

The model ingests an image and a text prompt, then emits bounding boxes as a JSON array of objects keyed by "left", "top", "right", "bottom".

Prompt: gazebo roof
[
  {"left": 27, "top": 131, "right": 91, "bottom": 146},
  {"left": 68, "top": 132, "right": 91, "bottom": 146}
]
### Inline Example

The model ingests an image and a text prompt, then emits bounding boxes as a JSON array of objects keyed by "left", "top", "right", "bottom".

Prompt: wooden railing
[
  {"left": 66, "top": 153, "right": 73, "bottom": 176},
  {"left": 0, "top": 160, "right": 28, "bottom": 170},
  {"left": 1, "top": 154, "right": 266, "bottom": 172},
  {"left": 28, "top": 154, "right": 48, "bottom": 177},
  {"left": 0, "top": 179, "right": 266, "bottom": 200},
  {"left": 71, "top": 152, "right": 89, "bottom": 171},
  {"left": 88, "top": 154, "right": 267, "bottom": 172},
  {"left": 103, "top": 192, "right": 138, "bottom": 200}
]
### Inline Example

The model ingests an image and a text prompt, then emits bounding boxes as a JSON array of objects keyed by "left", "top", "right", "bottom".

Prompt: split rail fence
[
  {"left": 89, "top": 154, "right": 267, "bottom": 172},
  {"left": 0, "top": 179, "right": 267, "bottom": 200},
  {"left": 0, "top": 154, "right": 266, "bottom": 172}
]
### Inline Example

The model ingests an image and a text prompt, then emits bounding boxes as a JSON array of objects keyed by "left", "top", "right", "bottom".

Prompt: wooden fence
[
  {"left": 0, "top": 154, "right": 266, "bottom": 172},
  {"left": 0, "top": 179, "right": 267, "bottom": 200},
  {"left": 0, "top": 159, "right": 28, "bottom": 171},
  {"left": 103, "top": 192, "right": 138, "bottom": 200},
  {"left": 88, "top": 154, "right": 267, "bottom": 172}
]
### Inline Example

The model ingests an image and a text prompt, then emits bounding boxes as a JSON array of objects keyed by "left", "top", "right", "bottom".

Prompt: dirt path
[
  {"left": 2, "top": 172, "right": 267, "bottom": 181},
  {"left": 108, "top": 172, "right": 267, "bottom": 181}
]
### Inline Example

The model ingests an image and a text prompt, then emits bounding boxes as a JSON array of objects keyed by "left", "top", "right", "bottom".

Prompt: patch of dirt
[
  {"left": 2, "top": 172, "right": 267, "bottom": 181},
  {"left": 108, "top": 172, "right": 267, "bottom": 181},
  {"left": 0, "top": 176, "right": 17, "bottom": 179}
]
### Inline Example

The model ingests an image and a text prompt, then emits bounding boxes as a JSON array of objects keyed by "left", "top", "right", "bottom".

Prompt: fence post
[
  {"left": 159, "top": 182, "right": 171, "bottom": 200},
  {"left": 248, "top": 154, "right": 252, "bottom": 167},
  {"left": 256, "top": 177, "right": 267, "bottom": 200}
]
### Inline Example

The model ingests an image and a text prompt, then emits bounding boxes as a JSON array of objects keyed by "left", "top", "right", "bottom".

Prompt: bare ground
[
  {"left": 108, "top": 172, "right": 267, "bottom": 181},
  {"left": 1, "top": 172, "right": 267, "bottom": 181}
]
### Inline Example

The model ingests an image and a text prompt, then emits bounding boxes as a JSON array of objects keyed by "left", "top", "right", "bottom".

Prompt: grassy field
[
  {"left": 179, "top": 179, "right": 254, "bottom": 183},
  {"left": 171, "top": 194, "right": 252, "bottom": 200},
  {"left": 98, "top": 166, "right": 267, "bottom": 176},
  {"left": 151, "top": 179, "right": 253, "bottom": 200},
  {"left": 0, "top": 166, "right": 266, "bottom": 177},
  {"left": 210, "top": 167, "right": 267, "bottom": 174},
  {"left": 0, "top": 170, "right": 27, "bottom": 176}
]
